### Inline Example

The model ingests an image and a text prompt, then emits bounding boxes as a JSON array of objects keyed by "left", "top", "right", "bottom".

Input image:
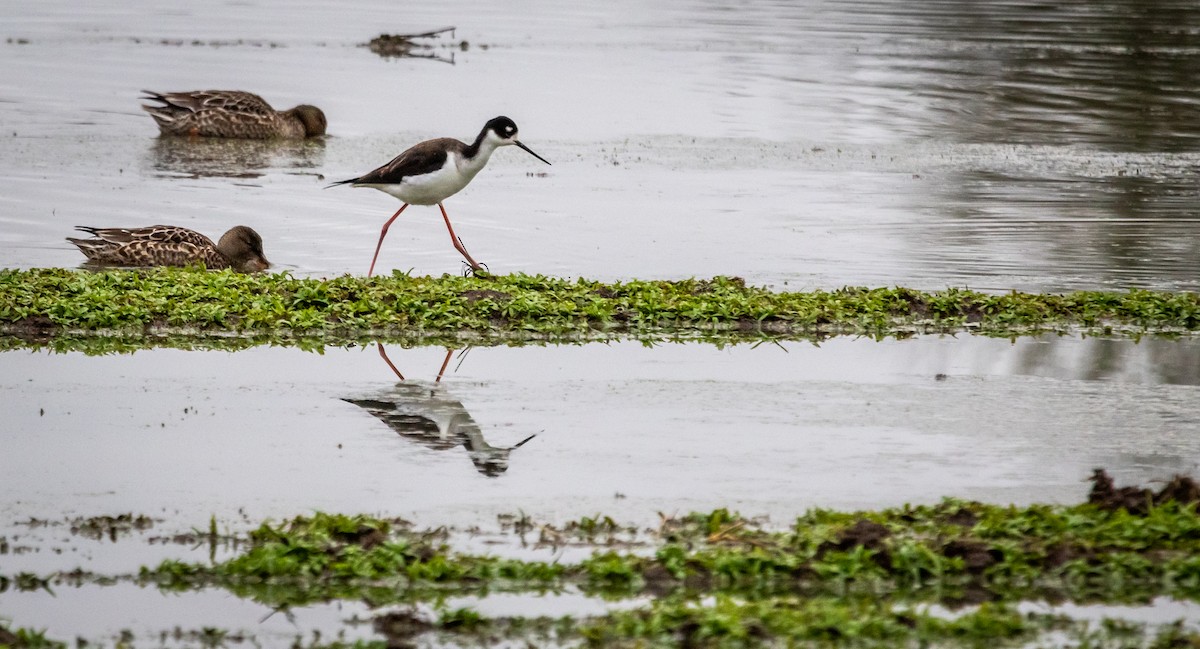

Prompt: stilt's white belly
[{"left": 363, "top": 155, "right": 481, "bottom": 206}]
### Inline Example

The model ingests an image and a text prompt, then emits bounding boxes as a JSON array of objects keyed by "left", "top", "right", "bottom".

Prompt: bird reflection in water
[
  {"left": 343, "top": 344, "right": 535, "bottom": 477},
  {"left": 145, "top": 136, "right": 326, "bottom": 180}
]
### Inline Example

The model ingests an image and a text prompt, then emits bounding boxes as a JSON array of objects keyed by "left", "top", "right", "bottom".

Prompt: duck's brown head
[
  {"left": 289, "top": 105, "right": 327, "bottom": 137},
  {"left": 217, "top": 225, "right": 271, "bottom": 272}
]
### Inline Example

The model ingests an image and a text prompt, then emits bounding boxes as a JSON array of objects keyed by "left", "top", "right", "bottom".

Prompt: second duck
[{"left": 141, "top": 90, "right": 327, "bottom": 139}]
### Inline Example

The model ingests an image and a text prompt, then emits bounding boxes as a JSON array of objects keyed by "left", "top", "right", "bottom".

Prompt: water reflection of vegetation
[
  {"left": 0, "top": 330, "right": 793, "bottom": 356},
  {"left": 891, "top": 1, "right": 1200, "bottom": 151},
  {"left": 0, "top": 625, "right": 65, "bottom": 649},
  {"left": 869, "top": 1, "right": 1200, "bottom": 291},
  {"left": 5, "top": 269, "right": 1200, "bottom": 344}
]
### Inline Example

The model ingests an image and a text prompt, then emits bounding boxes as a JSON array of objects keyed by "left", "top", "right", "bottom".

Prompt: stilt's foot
[{"left": 462, "top": 261, "right": 491, "bottom": 278}]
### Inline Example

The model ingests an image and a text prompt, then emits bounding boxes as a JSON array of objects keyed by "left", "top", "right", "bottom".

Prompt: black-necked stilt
[{"left": 328, "top": 116, "right": 550, "bottom": 276}]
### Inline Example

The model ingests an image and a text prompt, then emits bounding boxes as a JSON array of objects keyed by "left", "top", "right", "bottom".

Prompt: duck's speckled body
[
  {"left": 141, "top": 90, "right": 326, "bottom": 139},
  {"left": 67, "top": 225, "right": 270, "bottom": 272}
]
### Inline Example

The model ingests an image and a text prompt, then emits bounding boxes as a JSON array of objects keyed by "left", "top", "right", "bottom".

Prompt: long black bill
[
  {"left": 509, "top": 434, "right": 538, "bottom": 450},
  {"left": 515, "top": 140, "right": 551, "bottom": 165}
]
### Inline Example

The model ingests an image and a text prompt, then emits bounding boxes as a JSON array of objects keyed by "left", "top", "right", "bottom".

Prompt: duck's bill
[{"left": 515, "top": 140, "right": 551, "bottom": 165}]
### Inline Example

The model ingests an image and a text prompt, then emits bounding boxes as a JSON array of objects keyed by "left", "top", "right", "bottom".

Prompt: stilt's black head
[
  {"left": 483, "top": 116, "right": 551, "bottom": 165},
  {"left": 485, "top": 116, "right": 519, "bottom": 140}
]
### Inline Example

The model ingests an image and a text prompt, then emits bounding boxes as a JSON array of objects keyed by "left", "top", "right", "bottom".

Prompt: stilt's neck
[{"left": 459, "top": 126, "right": 502, "bottom": 174}]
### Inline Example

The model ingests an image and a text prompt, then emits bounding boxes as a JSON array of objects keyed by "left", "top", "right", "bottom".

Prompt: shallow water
[
  {"left": 0, "top": 583, "right": 378, "bottom": 648},
  {"left": 4, "top": 335, "right": 1200, "bottom": 642},
  {"left": 3, "top": 0, "right": 1200, "bottom": 290},
  {"left": 5, "top": 0, "right": 1200, "bottom": 642},
  {"left": 2, "top": 333, "right": 1200, "bottom": 643},
  {"left": 4, "top": 335, "right": 1199, "bottom": 548}
]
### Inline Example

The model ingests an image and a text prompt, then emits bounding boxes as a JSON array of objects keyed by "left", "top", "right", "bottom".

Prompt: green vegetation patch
[
  {"left": 0, "top": 624, "right": 66, "bottom": 649},
  {"left": 117, "top": 479, "right": 1200, "bottom": 645},
  {"left": 139, "top": 513, "right": 566, "bottom": 608},
  {"left": 132, "top": 497, "right": 1200, "bottom": 603},
  {"left": 575, "top": 499, "right": 1200, "bottom": 603},
  {"left": 582, "top": 596, "right": 1055, "bottom": 647},
  {"left": 13, "top": 474, "right": 1200, "bottom": 647},
  {"left": 133, "top": 502, "right": 1200, "bottom": 647},
  {"left": 3, "top": 268, "right": 1200, "bottom": 345}
]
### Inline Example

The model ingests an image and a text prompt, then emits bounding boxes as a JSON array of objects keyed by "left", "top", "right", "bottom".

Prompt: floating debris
[
  {"left": 70, "top": 514, "right": 157, "bottom": 542},
  {"left": 364, "top": 27, "right": 461, "bottom": 63}
]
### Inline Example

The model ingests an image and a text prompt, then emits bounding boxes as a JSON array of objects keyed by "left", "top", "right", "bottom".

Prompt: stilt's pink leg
[
  {"left": 368, "top": 204, "right": 409, "bottom": 277},
  {"left": 433, "top": 347, "right": 454, "bottom": 383},
  {"left": 438, "top": 203, "right": 484, "bottom": 271},
  {"left": 376, "top": 343, "right": 405, "bottom": 380}
]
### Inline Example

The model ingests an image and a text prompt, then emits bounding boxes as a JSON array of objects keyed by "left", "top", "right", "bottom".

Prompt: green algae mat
[{"left": 3, "top": 269, "right": 1200, "bottom": 350}]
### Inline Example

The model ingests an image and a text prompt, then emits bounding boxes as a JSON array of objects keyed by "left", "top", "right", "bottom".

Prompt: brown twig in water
[
  {"left": 391, "top": 27, "right": 456, "bottom": 40},
  {"left": 707, "top": 521, "right": 746, "bottom": 543}
]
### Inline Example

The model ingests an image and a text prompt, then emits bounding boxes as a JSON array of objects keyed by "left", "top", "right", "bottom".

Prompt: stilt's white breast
[{"left": 366, "top": 148, "right": 495, "bottom": 206}]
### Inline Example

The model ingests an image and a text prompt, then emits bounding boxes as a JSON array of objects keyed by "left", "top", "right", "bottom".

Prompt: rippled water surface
[
  {"left": 4, "top": 0, "right": 1200, "bottom": 644},
  {"left": 3, "top": 0, "right": 1200, "bottom": 289},
  {"left": 4, "top": 336, "right": 1200, "bottom": 544}
]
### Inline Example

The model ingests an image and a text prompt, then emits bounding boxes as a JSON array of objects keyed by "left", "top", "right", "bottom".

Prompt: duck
[
  {"left": 66, "top": 225, "right": 270, "bottom": 272},
  {"left": 140, "top": 90, "right": 327, "bottom": 139}
]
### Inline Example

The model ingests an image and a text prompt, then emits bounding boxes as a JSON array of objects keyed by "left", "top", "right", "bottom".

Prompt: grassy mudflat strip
[
  {"left": 3, "top": 268, "right": 1200, "bottom": 343},
  {"left": 9, "top": 474, "right": 1200, "bottom": 647},
  {"left": 135, "top": 497, "right": 1200, "bottom": 608}
]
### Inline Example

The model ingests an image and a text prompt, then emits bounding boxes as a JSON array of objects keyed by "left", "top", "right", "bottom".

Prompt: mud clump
[
  {"left": 374, "top": 610, "right": 434, "bottom": 648},
  {"left": 332, "top": 524, "right": 387, "bottom": 550},
  {"left": 829, "top": 519, "right": 890, "bottom": 550},
  {"left": 640, "top": 562, "right": 679, "bottom": 597},
  {"left": 9, "top": 315, "right": 57, "bottom": 342},
  {"left": 897, "top": 291, "right": 929, "bottom": 318},
  {"left": 1157, "top": 474, "right": 1200, "bottom": 504},
  {"left": 459, "top": 289, "right": 512, "bottom": 304},
  {"left": 367, "top": 34, "right": 415, "bottom": 57},
  {"left": 941, "top": 539, "right": 1000, "bottom": 574},
  {"left": 940, "top": 583, "right": 998, "bottom": 609},
  {"left": 1088, "top": 468, "right": 1200, "bottom": 515},
  {"left": 818, "top": 519, "right": 891, "bottom": 566},
  {"left": 939, "top": 506, "right": 979, "bottom": 528},
  {"left": 1043, "top": 542, "right": 1091, "bottom": 568}
]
